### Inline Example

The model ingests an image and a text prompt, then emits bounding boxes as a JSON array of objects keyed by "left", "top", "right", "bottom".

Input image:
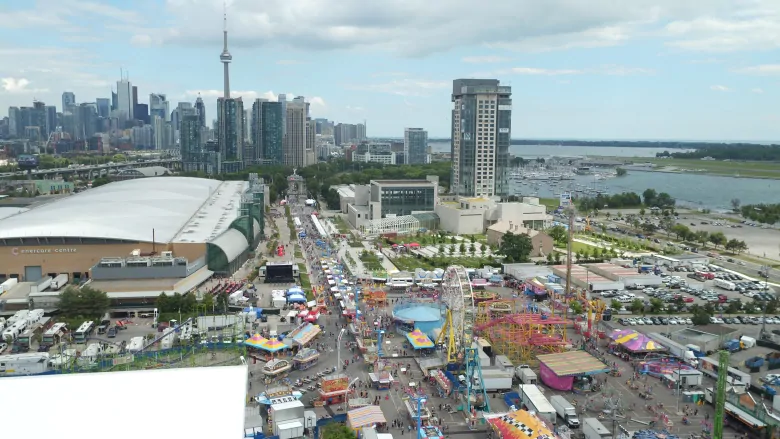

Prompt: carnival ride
[
  {"left": 474, "top": 311, "right": 568, "bottom": 366},
  {"left": 436, "top": 265, "right": 475, "bottom": 364}
]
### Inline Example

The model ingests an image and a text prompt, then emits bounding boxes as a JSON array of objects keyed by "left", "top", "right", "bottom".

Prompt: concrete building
[
  {"left": 284, "top": 101, "right": 308, "bottom": 168},
  {"left": 434, "top": 196, "right": 552, "bottom": 235},
  {"left": 404, "top": 128, "right": 428, "bottom": 164},
  {"left": 61, "top": 92, "right": 76, "bottom": 112},
  {"left": 486, "top": 222, "right": 553, "bottom": 258},
  {"left": 450, "top": 79, "right": 512, "bottom": 198},
  {"left": 0, "top": 177, "right": 264, "bottom": 285},
  {"left": 116, "top": 79, "right": 133, "bottom": 121},
  {"left": 112, "top": 166, "right": 171, "bottom": 181},
  {"left": 345, "top": 178, "right": 439, "bottom": 232},
  {"left": 353, "top": 150, "right": 396, "bottom": 165}
]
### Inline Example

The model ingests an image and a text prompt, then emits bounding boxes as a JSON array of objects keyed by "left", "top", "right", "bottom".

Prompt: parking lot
[{"left": 594, "top": 263, "right": 776, "bottom": 318}]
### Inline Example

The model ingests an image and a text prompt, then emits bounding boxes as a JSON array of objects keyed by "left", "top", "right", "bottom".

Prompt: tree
[
  {"left": 731, "top": 198, "right": 741, "bottom": 212},
  {"left": 201, "top": 293, "right": 215, "bottom": 313},
  {"left": 649, "top": 298, "right": 664, "bottom": 313},
  {"left": 575, "top": 250, "right": 583, "bottom": 261},
  {"left": 610, "top": 299, "right": 623, "bottom": 311},
  {"left": 547, "top": 225, "right": 567, "bottom": 244},
  {"left": 642, "top": 188, "right": 657, "bottom": 206},
  {"left": 58, "top": 285, "right": 110, "bottom": 318},
  {"left": 322, "top": 422, "right": 357, "bottom": 439},
  {"left": 450, "top": 236, "right": 457, "bottom": 245},
  {"left": 469, "top": 243, "right": 476, "bottom": 255},
  {"left": 629, "top": 299, "right": 644, "bottom": 315},
  {"left": 639, "top": 207, "right": 646, "bottom": 217},
  {"left": 546, "top": 253, "right": 554, "bottom": 264},
  {"left": 641, "top": 222, "right": 657, "bottom": 235},
  {"left": 691, "top": 310, "right": 711, "bottom": 326},
  {"left": 569, "top": 300, "right": 583, "bottom": 315},
  {"left": 671, "top": 224, "right": 691, "bottom": 240},
  {"left": 459, "top": 242, "right": 467, "bottom": 255},
  {"left": 725, "top": 300, "right": 742, "bottom": 314},
  {"left": 498, "top": 232, "right": 534, "bottom": 263},
  {"left": 694, "top": 231, "right": 710, "bottom": 247},
  {"left": 582, "top": 248, "right": 591, "bottom": 261},
  {"left": 91, "top": 177, "right": 111, "bottom": 188},
  {"left": 438, "top": 244, "right": 445, "bottom": 255},
  {"left": 469, "top": 235, "right": 476, "bottom": 244},
  {"left": 554, "top": 252, "right": 562, "bottom": 264},
  {"left": 708, "top": 231, "right": 727, "bottom": 249}
]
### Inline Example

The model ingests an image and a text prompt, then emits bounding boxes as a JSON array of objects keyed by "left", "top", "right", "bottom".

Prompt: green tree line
[
  {"left": 658, "top": 144, "right": 780, "bottom": 161},
  {"left": 740, "top": 203, "right": 780, "bottom": 225}
]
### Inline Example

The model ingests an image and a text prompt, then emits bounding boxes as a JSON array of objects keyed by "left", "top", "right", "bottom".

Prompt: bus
[
  {"left": 73, "top": 321, "right": 94, "bottom": 343},
  {"left": 42, "top": 323, "right": 68, "bottom": 346}
]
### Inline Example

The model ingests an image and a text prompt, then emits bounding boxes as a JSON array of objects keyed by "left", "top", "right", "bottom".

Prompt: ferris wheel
[{"left": 438, "top": 265, "right": 476, "bottom": 364}]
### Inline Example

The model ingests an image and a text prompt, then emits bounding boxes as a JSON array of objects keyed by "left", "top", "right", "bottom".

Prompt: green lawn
[
  {"left": 616, "top": 157, "right": 780, "bottom": 179},
  {"left": 331, "top": 216, "right": 351, "bottom": 234},
  {"left": 359, "top": 252, "right": 385, "bottom": 271},
  {"left": 391, "top": 255, "right": 499, "bottom": 272},
  {"left": 538, "top": 198, "right": 561, "bottom": 212}
]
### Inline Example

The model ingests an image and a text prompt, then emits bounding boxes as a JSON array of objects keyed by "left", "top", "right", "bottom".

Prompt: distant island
[{"left": 426, "top": 139, "right": 780, "bottom": 149}]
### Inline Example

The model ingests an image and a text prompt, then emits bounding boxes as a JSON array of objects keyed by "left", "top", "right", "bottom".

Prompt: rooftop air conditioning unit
[
  {"left": 131, "top": 249, "right": 141, "bottom": 256},
  {"left": 161, "top": 251, "right": 173, "bottom": 258}
]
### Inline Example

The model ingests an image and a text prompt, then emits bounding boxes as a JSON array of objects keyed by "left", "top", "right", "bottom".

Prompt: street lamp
[
  {"left": 342, "top": 377, "right": 360, "bottom": 412},
  {"left": 336, "top": 328, "right": 346, "bottom": 370}
]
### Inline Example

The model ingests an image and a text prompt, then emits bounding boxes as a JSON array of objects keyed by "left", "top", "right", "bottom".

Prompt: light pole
[
  {"left": 407, "top": 393, "right": 428, "bottom": 439},
  {"left": 342, "top": 377, "right": 360, "bottom": 412},
  {"left": 336, "top": 328, "right": 346, "bottom": 370}
]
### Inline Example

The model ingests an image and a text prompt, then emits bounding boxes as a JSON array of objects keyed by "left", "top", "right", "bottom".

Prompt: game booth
[
  {"left": 316, "top": 373, "right": 351, "bottom": 406},
  {"left": 608, "top": 329, "right": 668, "bottom": 361},
  {"left": 406, "top": 329, "right": 435, "bottom": 353},
  {"left": 293, "top": 348, "right": 320, "bottom": 370},
  {"left": 429, "top": 369, "right": 453, "bottom": 397}
]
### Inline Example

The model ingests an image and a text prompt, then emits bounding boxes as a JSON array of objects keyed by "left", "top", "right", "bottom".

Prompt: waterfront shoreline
[{"left": 623, "top": 166, "right": 780, "bottom": 181}]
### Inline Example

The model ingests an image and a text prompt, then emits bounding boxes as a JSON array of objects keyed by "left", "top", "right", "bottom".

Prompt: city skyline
[{"left": 1, "top": 0, "right": 780, "bottom": 140}]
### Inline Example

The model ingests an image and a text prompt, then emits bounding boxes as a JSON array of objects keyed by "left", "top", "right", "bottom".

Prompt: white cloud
[
  {"left": 461, "top": 56, "right": 511, "bottom": 64},
  {"left": 734, "top": 64, "right": 780, "bottom": 75},
  {"left": 710, "top": 85, "right": 730, "bottom": 92},
  {"left": 276, "top": 60, "right": 304, "bottom": 65},
  {"left": 347, "top": 79, "right": 449, "bottom": 97},
  {"left": 119, "top": 0, "right": 776, "bottom": 56},
  {"left": 500, "top": 65, "right": 653, "bottom": 76},
  {"left": 752, "top": 88, "right": 765, "bottom": 94},
  {"left": 0, "top": 78, "right": 49, "bottom": 94}
]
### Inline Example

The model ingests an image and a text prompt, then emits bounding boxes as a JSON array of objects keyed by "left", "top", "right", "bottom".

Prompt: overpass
[{"left": 0, "top": 158, "right": 182, "bottom": 180}]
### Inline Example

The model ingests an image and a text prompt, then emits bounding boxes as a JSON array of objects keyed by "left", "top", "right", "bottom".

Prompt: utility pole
[{"left": 565, "top": 206, "right": 575, "bottom": 311}]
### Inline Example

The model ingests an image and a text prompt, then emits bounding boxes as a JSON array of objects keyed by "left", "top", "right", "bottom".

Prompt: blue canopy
[
  {"left": 287, "top": 287, "right": 304, "bottom": 296},
  {"left": 288, "top": 294, "right": 306, "bottom": 303}
]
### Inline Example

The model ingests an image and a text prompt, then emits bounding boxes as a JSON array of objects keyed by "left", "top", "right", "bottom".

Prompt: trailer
[
  {"left": 0, "top": 278, "right": 18, "bottom": 294},
  {"left": 550, "top": 395, "right": 580, "bottom": 428},
  {"left": 518, "top": 384, "right": 556, "bottom": 425},
  {"left": 127, "top": 336, "right": 145, "bottom": 353},
  {"left": 582, "top": 418, "right": 612, "bottom": 439},
  {"left": 715, "top": 278, "right": 736, "bottom": 291},
  {"left": 647, "top": 333, "right": 699, "bottom": 366},
  {"left": 475, "top": 369, "right": 513, "bottom": 392},
  {"left": 515, "top": 367, "right": 538, "bottom": 385},
  {"left": 699, "top": 356, "right": 751, "bottom": 389},
  {"left": 0, "top": 353, "right": 50, "bottom": 376}
]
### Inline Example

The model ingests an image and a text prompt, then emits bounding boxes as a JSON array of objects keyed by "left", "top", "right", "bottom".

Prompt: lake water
[
  {"left": 426, "top": 141, "right": 779, "bottom": 210},
  {"left": 428, "top": 141, "right": 684, "bottom": 158},
  {"left": 512, "top": 171, "right": 780, "bottom": 211}
]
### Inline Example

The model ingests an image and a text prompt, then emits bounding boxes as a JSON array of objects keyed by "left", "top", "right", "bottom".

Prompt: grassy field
[
  {"left": 391, "top": 255, "right": 498, "bottom": 272},
  {"left": 331, "top": 216, "right": 351, "bottom": 234},
  {"left": 616, "top": 157, "right": 780, "bottom": 179},
  {"left": 538, "top": 198, "right": 561, "bottom": 212}
]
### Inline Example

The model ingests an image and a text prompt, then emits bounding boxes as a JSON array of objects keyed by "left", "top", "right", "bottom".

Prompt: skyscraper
[
  {"left": 217, "top": 97, "right": 244, "bottom": 169},
  {"left": 181, "top": 114, "right": 201, "bottom": 169},
  {"left": 404, "top": 128, "right": 428, "bottom": 164},
  {"left": 149, "top": 94, "right": 169, "bottom": 121},
  {"left": 62, "top": 92, "right": 76, "bottom": 112},
  {"left": 116, "top": 79, "right": 133, "bottom": 121},
  {"left": 278, "top": 94, "right": 287, "bottom": 135},
  {"left": 259, "top": 101, "right": 284, "bottom": 164},
  {"left": 7, "top": 107, "right": 20, "bottom": 138},
  {"left": 195, "top": 96, "right": 206, "bottom": 127},
  {"left": 450, "top": 79, "right": 512, "bottom": 198},
  {"left": 283, "top": 101, "right": 307, "bottom": 167},
  {"left": 95, "top": 98, "right": 110, "bottom": 118}
]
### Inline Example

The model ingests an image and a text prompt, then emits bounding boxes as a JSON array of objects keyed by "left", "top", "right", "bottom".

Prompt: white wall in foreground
[{"left": 0, "top": 364, "right": 248, "bottom": 439}]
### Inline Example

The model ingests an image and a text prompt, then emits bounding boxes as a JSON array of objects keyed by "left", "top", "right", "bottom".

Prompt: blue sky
[{"left": 1, "top": 0, "right": 780, "bottom": 140}]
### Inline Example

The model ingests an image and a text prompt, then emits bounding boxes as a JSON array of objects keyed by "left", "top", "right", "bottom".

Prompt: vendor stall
[
  {"left": 262, "top": 358, "right": 293, "bottom": 377},
  {"left": 430, "top": 369, "right": 453, "bottom": 397},
  {"left": 368, "top": 371, "right": 395, "bottom": 390},
  {"left": 347, "top": 405, "right": 387, "bottom": 432},
  {"left": 293, "top": 348, "right": 320, "bottom": 370},
  {"left": 287, "top": 322, "right": 322, "bottom": 347},
  {"left": 318, "top": 373, "right": 351, "bottom": 406}
]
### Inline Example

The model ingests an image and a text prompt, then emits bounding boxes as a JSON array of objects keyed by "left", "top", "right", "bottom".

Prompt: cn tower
[{"left": 220, "top": 2, "right": 232, "bottom": 99}]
